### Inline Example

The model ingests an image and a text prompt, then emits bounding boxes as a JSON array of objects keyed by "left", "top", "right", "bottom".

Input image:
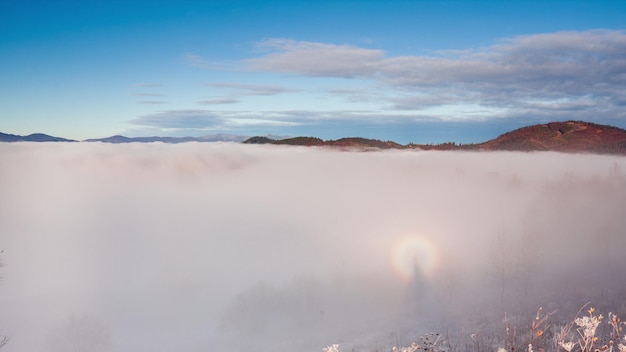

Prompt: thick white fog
[{"left": 0, "top": 142, "right": 625, "bottom": 351}]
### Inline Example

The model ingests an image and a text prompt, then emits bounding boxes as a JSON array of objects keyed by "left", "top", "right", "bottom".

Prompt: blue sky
[{"left": 1, "top": 0, "right": 626, "bottom": 143}]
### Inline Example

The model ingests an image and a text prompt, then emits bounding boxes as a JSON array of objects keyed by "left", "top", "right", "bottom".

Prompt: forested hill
[{"left": 244, "top": 121, "right": 626, "bottom": 155}]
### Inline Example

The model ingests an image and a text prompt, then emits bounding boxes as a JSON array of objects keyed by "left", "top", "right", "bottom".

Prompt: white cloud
[
  {"left": 183, "top": 52, "right": 238, "bottom": 71},
  {"left": 184, "top": 52, "right": 213, "bottom": 69},
  {"left": 245, "top": 31, "right": 626, "bottom": 89},
  {"left": 131, "top": 110, "right": 225, "bottom": 131},
  {"left": 132, "top": 86, "right": 168, "bottom": 105},
  {"left": 235, "top": 30, "right": 626, "bottom": 123},
  {"left": 228, "top": 118, "right": 299, "bottom": 126},
  {"left": 130, "top": 109, "right": 306, "bottom": 133},
  {"left": 196, "top": 97, "right": 241, "bottom": 105},
  {"left": 246, "top": 38, "right": 386, "bottom": 78},
  {"left": 138, "top": 100, "right": 169, "bottom": 104},
  {"left": 132, "top": 93, "right": 165, "bottom": 97},
  {"left": 193, "top": 82, "right": 299, "bottom": 107},
  {"left": 133, "top": 83, "right": 163, "bottom": 87},
  {"left": 208, "top": 82, "right": 299, "bottom": 96}
]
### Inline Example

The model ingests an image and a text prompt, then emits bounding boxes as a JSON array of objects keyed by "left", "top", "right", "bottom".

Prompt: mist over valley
[{"left": 0, "top": 143, "right": 625, "bottom": 351}]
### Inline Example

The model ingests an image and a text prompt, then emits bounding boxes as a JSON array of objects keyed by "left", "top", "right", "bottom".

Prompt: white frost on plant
[
  {"left": 575, "top": 315, "right": 601, "bottom": 339},
  {"left": 558, "top": 341, "right": 575, "bottom": 352},
  {"left": 326, "top": 342, "right": 419, "bottom": 352},
  {"left": 398, "top": 342, "right": 419, "bottom": 352},
  {"left": 323, "top": 344, "right": 340, "bottom": 352},
  {"left": 619, "top": 335, "right": 626, "bottom": 352},
  {"left": 392, "top": 344, "right": 419, "bottom": 352}
]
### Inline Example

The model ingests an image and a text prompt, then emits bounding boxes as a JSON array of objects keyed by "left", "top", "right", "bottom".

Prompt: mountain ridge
[
  {"left": 84, "top": 134, "right": 249, "bottom": 143},
  {"left": 2, "top": 121, "right": 626, "bottom": 155},
  {"left": 243, "top": 121, "right": 626, "bottom": 154},
  {"left": 0, "top": 132, "right": 77, "bottom": 142}
]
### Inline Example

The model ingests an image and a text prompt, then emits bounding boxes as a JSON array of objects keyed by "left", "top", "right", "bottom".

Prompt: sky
[{"left": 1, "top": 0, "right": 626, "bottom": 143}]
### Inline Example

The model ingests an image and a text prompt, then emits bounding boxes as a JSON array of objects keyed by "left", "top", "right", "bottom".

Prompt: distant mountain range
[
  {"left": 2, "top": 121, "right": 626, "bottom": 155},
  {"left": 83, "top": 134, "right": 249, "bottom": 143},
  {"left": 0, "top": 132, "right": 248, "bottom": 143},
  {"left": 0, "top": 132, "right": 77, "bottom": 142}
]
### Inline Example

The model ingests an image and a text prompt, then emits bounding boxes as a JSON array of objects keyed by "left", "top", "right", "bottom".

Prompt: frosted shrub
[
  {"left": 619, "top": 336, "right": 626, "bottom": 352},
  {"left": 322, "top": 306, "right": 626, "bottom": 352},
  {"left": 392, "top": 342, "right": 419, "bottom": 352},
  {"left": 575, "top": 315, "right": 601, "bottom": 341},
  {"left": 558, "top": 341, "right": 575, "bottom": 352},
  {"left": 322, "top": 344, "right": 340, "bottom": 352},
  {"left": 553, "top": 307, "right": 626, "bottom": 352},
  {"left": 574, "top": 307, "right": 603, "bottom": 352},
  {"left": 323, "top": 342, "right": 421, "bottom": 352}
]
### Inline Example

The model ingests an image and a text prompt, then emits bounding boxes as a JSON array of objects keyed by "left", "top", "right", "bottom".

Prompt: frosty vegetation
[
  {"left": 0, "top": 142, "right": 625, "bottom": 351},
  {"left": 325, "top": 305, "right": 626, "bottom": 352}
]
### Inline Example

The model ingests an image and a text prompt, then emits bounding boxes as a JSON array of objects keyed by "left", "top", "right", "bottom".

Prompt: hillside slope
[
  {"left": 0, "top": 132, "right": 76, "bottom": 142},
  {"left": 478, "top": 121, "right": 626, "bottom": 154}
]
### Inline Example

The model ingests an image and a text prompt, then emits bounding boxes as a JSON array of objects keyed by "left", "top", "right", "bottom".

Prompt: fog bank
[{"left": 0, "top": 143, "right": 625, "bottom": 351}]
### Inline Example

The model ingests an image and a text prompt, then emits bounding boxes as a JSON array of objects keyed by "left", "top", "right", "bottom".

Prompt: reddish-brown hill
[{"left": 478, "top": 121, "right": 626, "bottom": 154}]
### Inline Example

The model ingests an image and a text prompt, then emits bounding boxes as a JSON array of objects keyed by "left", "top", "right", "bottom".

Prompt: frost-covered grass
[{"left": 324, "top": 304, "right": 626, "bottom": 352}]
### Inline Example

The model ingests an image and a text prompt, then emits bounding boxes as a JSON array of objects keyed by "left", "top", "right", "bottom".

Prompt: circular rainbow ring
[{"left": 391, "top": 236, "right": 440, "bottom": 281}]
